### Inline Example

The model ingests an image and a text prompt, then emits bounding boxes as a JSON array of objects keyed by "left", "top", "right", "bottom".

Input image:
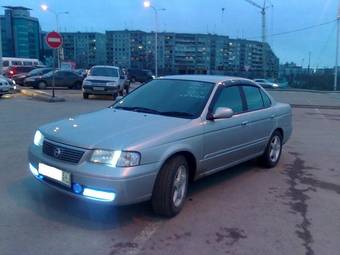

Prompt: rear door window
[
  {"left": 242, "top": 86, "right": 264, "bottom": 111},
  {"left": 260, "top": 89, "right": 272, "bottom": 108},
  {"left": 212, "top": 86, "right": 244, "bottom": 114}
]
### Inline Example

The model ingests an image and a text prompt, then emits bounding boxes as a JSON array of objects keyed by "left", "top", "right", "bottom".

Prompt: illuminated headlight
[
  {"left": 90, "top": 150, "right": 141, "bottom": 167},
  {"left": 272, "top": 83, "right": 279, "bottom": 88},
  {"left": 33, "top": 130, "right": 44, "bottom": 146},
  {"left": 83, "top": 80, "right": 92, "bottom": 86},
  {"left": 12, "top": 80, "right": 16, "bottom": 84},
  {"left": 106, "top": 81, "right": 117, "bottom": 87}
]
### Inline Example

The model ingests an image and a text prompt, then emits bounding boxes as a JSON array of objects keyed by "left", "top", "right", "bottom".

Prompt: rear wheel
[
  {"left": 83, "top": 93, "right": 89, "bottom": 99},
  {"left": 37, "top": 81, "right": 47, "bottom": 90},
  {"left": 260, "top": 130, "right": 283, "bottom": 168},
  {"left": 152, "top": 155, "right": 189, "bottom": 217},
  {"left": 72, "top": 81, "right": 82, "bottom": 89}
]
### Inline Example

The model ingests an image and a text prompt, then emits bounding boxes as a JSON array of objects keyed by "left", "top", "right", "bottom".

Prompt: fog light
[
  {"left": 29, "top": 163, "right": 39, "bottom": 176},
  {"left": 72, "top": 183, "right": 83, "bottom": 194},
  {"left": 83, "top": 188, "right": 115, "bottom": 202}
]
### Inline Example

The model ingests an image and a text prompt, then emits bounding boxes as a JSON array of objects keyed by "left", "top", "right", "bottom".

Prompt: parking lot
[{"left": 1, "top": 89, "right": 340, "bottom": 255}]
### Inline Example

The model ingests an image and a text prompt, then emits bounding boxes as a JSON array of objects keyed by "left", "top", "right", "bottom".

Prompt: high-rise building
[
  {"left": 106, "top": 30, "right": 279, "bottom": 78},
  {"left": 61, "top": 32, "right": 106, "bottom": 68},
  {"left": 0, "top": 6, "right": 41, "bottom": 59}
]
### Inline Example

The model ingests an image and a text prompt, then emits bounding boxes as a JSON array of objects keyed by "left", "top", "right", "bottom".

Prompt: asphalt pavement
[{"left": 0, "top": 89, "right": 339, "bottom": 255}]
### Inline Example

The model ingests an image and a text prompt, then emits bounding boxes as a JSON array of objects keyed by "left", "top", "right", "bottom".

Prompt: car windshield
[
  {"left": 89, "top": 67, "right": 118, "bottom": 77},
  {"left": 113, "top": 79, "right": 214, "bottom": 119}
]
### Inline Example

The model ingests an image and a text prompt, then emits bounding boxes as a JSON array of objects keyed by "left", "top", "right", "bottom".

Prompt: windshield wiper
[
  {"left": 115, "top": 106, "right": 161, "bottom": 114},
  {"left": 160, "top": 111, "right": 195, "bottom": 118}
]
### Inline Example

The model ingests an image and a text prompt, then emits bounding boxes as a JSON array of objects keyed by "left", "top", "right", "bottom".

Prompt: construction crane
[
  {"left": 243, "top": 0, "right": 272, "bottom": 43},
  {"left": 243, "top": 0, "right": 273, "bottom": 77}
]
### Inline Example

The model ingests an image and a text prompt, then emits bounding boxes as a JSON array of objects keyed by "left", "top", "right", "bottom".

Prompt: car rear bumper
[
  {"left": 83, "top": 85, "right": 120, "bottom": 95},
  {"left": 28, "top": 144, "right": 160, "bottom": 205}
]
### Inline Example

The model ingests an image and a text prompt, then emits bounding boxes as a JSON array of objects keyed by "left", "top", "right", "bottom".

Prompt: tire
[
  {"left": 37, "top": 81, "right": 47, "bottom": 90},
  {"left": 112, "top": 92, "right": 118, "bottom": 100},
  {"left": 73, "top": 82, "right": 82, "bottom": 90},
  {"left": 152, "top": 155, "right": 189, "bottom": 217},
  {"left": 260, "top": 130, "right": 283, "bottom": 168},
  {"left": 83, "top": 93, "right": 89, "bottom": 99}
]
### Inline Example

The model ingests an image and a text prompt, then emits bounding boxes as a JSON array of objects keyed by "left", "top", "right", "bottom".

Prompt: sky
[{"left": 4, "top": 0, "right": 340, "bottom": 68}]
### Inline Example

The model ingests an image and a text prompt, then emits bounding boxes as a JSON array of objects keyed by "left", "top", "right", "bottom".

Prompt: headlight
[
  {"left": 272, "top": 83, "right": 279, "bottom": 88},
  {"left": 83, "top": 80, "right": 92, "bottom": 86},
  {"left": 33, "top": 130, "right": 44, "bottom": 146},
  {"left": 106, "top": 81, "right": 117, "bottom": 87},
  {"left": 90, "top": 150, "right": 140, "bottom": 167},
  {"left": 12, "top": 80, "right": 16, "bottom": 84}
]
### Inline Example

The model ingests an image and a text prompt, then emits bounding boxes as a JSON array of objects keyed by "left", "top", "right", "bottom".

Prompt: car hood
[
  {"left": 40, "top": 108, "right": 193, "bottom": 150},
  {"left": 85, "top": 76, "right": 119, "bottom": 82}
]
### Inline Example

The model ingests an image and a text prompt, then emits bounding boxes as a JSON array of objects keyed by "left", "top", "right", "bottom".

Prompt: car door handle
[{"left": 241, "top": 121, "right": 248, "bottom": 126}]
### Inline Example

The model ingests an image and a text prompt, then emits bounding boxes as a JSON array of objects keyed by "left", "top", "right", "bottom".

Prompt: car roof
[
  {"left": 91, "top": 65, "right": 119, "bottom": 69},
  {"left": 159, "top": 75, "right": 252, "bottom": 84}
]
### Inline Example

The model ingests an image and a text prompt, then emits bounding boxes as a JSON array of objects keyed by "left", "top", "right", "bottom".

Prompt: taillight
[{"left": 9, "top": 70, "right": 14, "bottom": 75}]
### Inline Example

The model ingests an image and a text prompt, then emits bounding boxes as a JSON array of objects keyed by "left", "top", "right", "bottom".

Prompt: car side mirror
[{"left": 208, "top": 107, "right": 234, "bottom": 120}]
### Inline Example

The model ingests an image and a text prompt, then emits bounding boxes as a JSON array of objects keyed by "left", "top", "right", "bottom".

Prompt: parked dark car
[
  {"left": 127, "top": 69, "right": 153, "bottom": 83},
  {"left": 24, "top": 70, "right": 84, "bottom": 89},
  {"left": 13, "top": 68, "right": 53, "bottom": 85},
  {"left": 5, "top": 66, "right": 37, "bottom": 79}
]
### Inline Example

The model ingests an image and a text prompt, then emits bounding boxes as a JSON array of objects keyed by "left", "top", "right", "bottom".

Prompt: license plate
[
  {"left": 38, "top": 163, "right": 71, "bottom": 187},
  {"left": 93, "top": 87, "right": 105, "bottom": 91}
]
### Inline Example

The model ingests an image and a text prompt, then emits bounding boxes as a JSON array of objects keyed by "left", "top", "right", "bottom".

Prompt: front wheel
[
  {"left": 152, "top": 155, "right": 189, "bottom": 217},
  {"left": 260, "top": 131, "right": 283, "bottom": 168},
  {"left": 83, "top": 93, "right": 89, "bottom": 99}
]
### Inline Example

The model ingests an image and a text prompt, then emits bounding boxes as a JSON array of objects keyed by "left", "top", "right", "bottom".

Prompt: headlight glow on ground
[{"left": 83, "top": 188, "right": 116, "bottom": 201}]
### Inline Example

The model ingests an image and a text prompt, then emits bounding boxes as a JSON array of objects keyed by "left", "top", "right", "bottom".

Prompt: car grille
[{"left": 43, "top": 140, "right": 85, "bottom": 164}]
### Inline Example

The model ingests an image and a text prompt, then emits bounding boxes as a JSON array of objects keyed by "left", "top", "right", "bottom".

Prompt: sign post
[{"left": 46, "top": 31, "right": 63, "bottom": 98}]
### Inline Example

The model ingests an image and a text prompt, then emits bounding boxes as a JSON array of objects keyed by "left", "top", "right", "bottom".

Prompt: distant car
[
  {"left": 28, "top": 75, "right": 292, "bottom": 217},
  {"left": 0, "top": 76, "right": 12, "bottom": 98},
  {"left": 24, "top": 70, "right": 84, "bottom": 89},
  {"left": 13, "top": 68, "right": 53, "bottom": 85},
  {"left": 82, "top": 65, "right": 125, "bottom": 99},
  {"left": 127, "top": 69, "right": 153, "bottom": 83},
  {"left": 254, "top": 79, "right": 280, "bottom": 89},
  {"left": 5, "top": 66, "right": 37, "bottom": 79}
]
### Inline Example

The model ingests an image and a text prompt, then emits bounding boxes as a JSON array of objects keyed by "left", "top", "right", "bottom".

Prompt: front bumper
[
  {"left": 28, "top": 144, "right": 160, "bottom": 205},
  {"left": 83, "top": 85, "right": 120, "bottom": 95},
  {"left": 0, "top": 86, "right": 11, "bottom": 95}
]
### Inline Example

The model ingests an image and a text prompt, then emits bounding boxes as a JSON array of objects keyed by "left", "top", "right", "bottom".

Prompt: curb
[{"left": 17, "top": 87, "right": 65, "bottom": 102}]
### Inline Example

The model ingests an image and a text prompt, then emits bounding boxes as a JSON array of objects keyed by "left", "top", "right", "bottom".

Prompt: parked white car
[
  {"left": 0, "top": 76, "right": 12, "bottom": 98},
  {"left": 82, "top": 65, "right": 126, "bottom": 99}
]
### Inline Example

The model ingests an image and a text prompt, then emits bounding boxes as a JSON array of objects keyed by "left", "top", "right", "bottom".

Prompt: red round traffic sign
[{"left": 46, "top": 31, "right": 63, "bottom": 49}]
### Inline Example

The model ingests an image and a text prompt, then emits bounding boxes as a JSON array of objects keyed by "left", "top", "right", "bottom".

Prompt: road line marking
[{"left": 114, "top": 221, "right": 162, "bottom": 255}]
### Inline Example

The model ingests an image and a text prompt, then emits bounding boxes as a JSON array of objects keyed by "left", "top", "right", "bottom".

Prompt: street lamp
[
  {"left": 144, "top": 1, "right": 166, "bottom": 78},
  {"left": 40, "top": 4, "right": 68, "bottom": 68}
]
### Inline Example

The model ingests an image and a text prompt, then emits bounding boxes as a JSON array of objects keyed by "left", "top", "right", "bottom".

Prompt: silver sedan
[{"left": 28, "top": 75, "right": 292, "bottom": 217}]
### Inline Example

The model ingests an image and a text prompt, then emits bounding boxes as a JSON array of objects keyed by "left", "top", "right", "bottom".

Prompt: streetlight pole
[
  {"left": 144, "top": 1, "right": 165, "bottom": 78},
  {"left": 41, "top": 4, "right": 68, "bottom": 69},
  {"left": 335, "top": 11, "right": 340, "bottom": 91}
]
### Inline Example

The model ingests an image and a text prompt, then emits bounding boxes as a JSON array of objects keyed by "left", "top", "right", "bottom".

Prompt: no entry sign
[{"left": 46, "top": 31, "right": 63, "bottom": 49}]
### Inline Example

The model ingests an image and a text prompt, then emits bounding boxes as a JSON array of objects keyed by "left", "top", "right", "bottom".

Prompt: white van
[{"left": 2, "top": 57, "right": 44, "bottom": 71}]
